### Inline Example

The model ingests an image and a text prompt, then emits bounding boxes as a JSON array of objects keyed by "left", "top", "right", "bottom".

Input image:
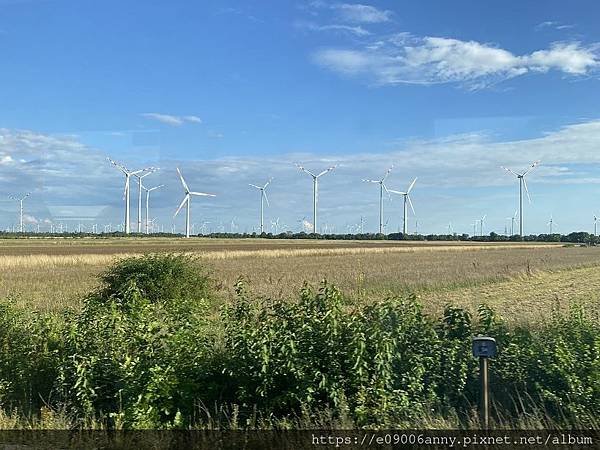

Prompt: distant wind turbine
[
  {"left": 174, "top": 168, "right": 215, "bottom": 238},
  {"left": 595, "top": 215, "right": 599, "bottom": 236},
  {"left": 249, "top": 178, "right": 272, "bottom": 234},
  {"left": 388, "top": 177, "right": 417, "bottom": 235},
  {"left": 479, "top": 215, "right": 487, "bottom": 236},
  {"left": 363, "top": 166, "right": 393, "bottom": 234},
  {"left": 8, "top": 193, "right": 30, "bottom": 233},
  {"left": 501, "top": 160, "right": 540, "bottom": 237},
  {"left": 108, "top": 158, "right": 154, "bottom": 234},
  {"left": 142, "top": 184, "right": 164, "bottom": 234},
  {"left": 134, "top": 168, "right": 158, "bottom": 233},
  {"left": 296, "top": 164, "right": 336, "bottom": 234},
  {"left": 547, "top": 215, "right": 557, "bottom": 234},
  {"left": 506, "top": 209, "right": 518, "bottom": 236}
]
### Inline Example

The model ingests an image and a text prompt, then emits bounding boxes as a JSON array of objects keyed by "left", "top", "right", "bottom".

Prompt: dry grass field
[{"left": 1, "top": 237, "right": 599, "bottom": 322}]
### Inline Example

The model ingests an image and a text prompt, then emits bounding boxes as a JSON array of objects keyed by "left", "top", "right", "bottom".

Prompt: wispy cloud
[
  {"left": 331, "top": 3, "right": 392, "bottom": 23},
  {"left": 141, "top": 113, "right": 202, "bottom": 126},
  {"left": 297, "top": 21, "right": 371, "bottom": 36},
  {"left": 312, "top": 33, "right": 600, "bottom": 88},
  {"left": 536, "top": 21, "right": 575, "bottom": 31}
]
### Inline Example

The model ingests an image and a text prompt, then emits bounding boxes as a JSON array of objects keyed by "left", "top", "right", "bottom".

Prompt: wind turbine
[
  {"left": 595, "top": 215, "right": 598, "bottom": 236},
  {"left": 363, "top": 166, "right": 393, "bottom": 234},
  {"left": 501, "top": 160, "right": 540, "bottom": 237},
  {"left": 506, "top": 210, "right": 518, "bottom": 236},
  {"left": 388, "top": 177, "right": 417, "bottom": 235},
  {"left": 479, "top": 215, "right": 487, "bottom": 236},
  {"left": 296, "top": 164, "right": 336, "bottom": 234},
  {"left": 108, "top": 158, "right": 153, "bottom": 234},
  {"left": 142, "top": 184, "right": 164, "bottom": 234},
  {"left": 249, "top": 178, "right": 272, "bottom": 234},
  {"left": 174, "top": 168, "right": 215, "bottom": 238},
  {"left": 8, "top": 193, "right": 30, "bottom": 233},
  {"left": 547, "top": 215, "right": 557, "bottom": 234},
  {"left": 134, "top": 168, "right": 158, "bottom": 233}
]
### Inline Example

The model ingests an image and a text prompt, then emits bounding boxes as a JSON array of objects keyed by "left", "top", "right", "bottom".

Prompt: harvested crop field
[{"left": 1, "top": 238, "right": 599, "bottom": 321}]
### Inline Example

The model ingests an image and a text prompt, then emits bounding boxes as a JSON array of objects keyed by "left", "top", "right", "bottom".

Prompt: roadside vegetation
[{"left": 0, "top": 254, "right": 598, "bottom": 430}]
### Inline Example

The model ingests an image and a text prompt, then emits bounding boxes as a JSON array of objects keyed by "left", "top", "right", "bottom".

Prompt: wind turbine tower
[
  {"left": 8, "top": 193, "right": 30, "bottom": 233},
  {"left": 296, "top": 164, "right": 336, "bottom": 234},
  {"left": 174, "top": 168, "right": 215, "bottom": 238},
  {"left": 501, "top": 161, "right": 540, "bottom": 237},
  {"left": 142, "top": 184, "right": 164, "bottom": 234},
  {"left": 388, "top": 178, "right": 417, "bottom": 234},
  {"left": 249, "top": 178, "right": 272, "bottom": 234},
  {"left": 362, "top": 166, "right": 393, "bottom": 234}
]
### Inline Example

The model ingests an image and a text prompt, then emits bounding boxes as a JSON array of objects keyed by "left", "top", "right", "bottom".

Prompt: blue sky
[{"left": 1, "top": 0, "right": 600, "bottom": 234}]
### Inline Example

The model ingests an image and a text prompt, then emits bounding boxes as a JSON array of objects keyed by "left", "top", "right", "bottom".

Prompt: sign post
[{"left": 472, "top": 336, "right": 497, "bottom": 429}]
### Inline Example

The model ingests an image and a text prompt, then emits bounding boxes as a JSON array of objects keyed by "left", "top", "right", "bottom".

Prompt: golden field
[{"left": 1, "top": 237, "right": 599, "bottom": 322}]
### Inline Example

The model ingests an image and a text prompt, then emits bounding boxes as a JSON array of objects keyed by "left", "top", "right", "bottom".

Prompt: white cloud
[
  {"left": 298, "top": 21, "right": 371, "bottom": 36},
  {"left": 536, "top": 21, "right": 575, "bottom": 31},
  {"left": 141, "top": 113, "right": 203, "bottom": 126},
  {"left": 183, "top": 115, "right": 203, "bottom": 124},
  {"left": 312, "top": 33, "right": 600, "bottom": 88},
  {"left": 331, "top": 3, "right": 392, "bottom": 23}
]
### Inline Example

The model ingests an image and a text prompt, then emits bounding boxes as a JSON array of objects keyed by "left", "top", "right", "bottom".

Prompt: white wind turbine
[
  {"left": 296, "top": 164, "right": 336, "bottom": 234},
  {"left": 501, "top": 160, "right": 540, "bottom": 237},
  {"left": 547, "top": 215, "right": 557, "bottom": 234},
  {"left": 8, "top": 193, "right": 30, "bottom": 233},
  {"left": 174, "top": 168, "right": 215, "bottom": 238},
  {"left": 142, "top": 184, "right": 164, "bottom": 234},
  {"left": 595, "top": 215, "right": 599, "bottom": 237},
  {"left": 108, "top": 158, "right": 154, "bottom": 234},
  {"left": 363, "top": 166, "right": 393, "bottom": 234},
  {"left": 506, "top": 209, "right": 518, "bottom": 236},
  {"left": 479, "top": 214, "right": 487, "bottom": 236},
  {"left": 134, "top": 168, "right": 158, "bottom": 233},
  {"left": 249, "top": 178, "right": 272, "bottom": 234},
  {"left": 388, "top": 177, "right": 417, "bottom": 235}
]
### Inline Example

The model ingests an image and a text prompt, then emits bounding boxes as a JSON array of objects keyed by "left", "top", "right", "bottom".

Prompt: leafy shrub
[
  {"left": 0, "top": 299, "right": 64, "bottom": 415},
  {"left": 60, "top": 254, "right": 216, "bottom": 428}
]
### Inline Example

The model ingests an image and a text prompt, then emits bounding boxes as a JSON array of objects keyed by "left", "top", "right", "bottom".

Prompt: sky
[{"left": 1, "top": 0, "right": 600, "bottom": 235}]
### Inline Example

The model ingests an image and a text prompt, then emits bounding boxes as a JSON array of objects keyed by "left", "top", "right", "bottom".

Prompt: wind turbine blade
[
  {"left": 263, "top": 178, "right": 272, "bottom": 189},
  {"left": 190, "top": 191, "right": 216, "bottom": 197},
  {"left": 501, "top": 166, "right": 519, "bottom": 177},
  {"left": 108, "top": 157, "right": 128, "bottom": 174},
  {"left": 386, "top": 189, "right": 405, "bottom": 195},
  {"left": 523, "top": 178, "right": 532, "bottom": 203},
  {"left": 174, "top": 195, "right": 189, "bottom": 217},
  {"left": 317, "top": 165, "right": 336, "bottom": 177},
  {"left": 522, "top": 160, "right": 541, "bottom": 176},
  {"left": 263, "top": 190, "right": 270, "bottom": 207},
  {"left": 296, "top": 164, "right": 316, "bottom": 177},
  {"left": 362, "top": 179, "right": 380, "bottom": 183},
  {"left": 249, "top": 184, "right": 262, "bottom": 190},
  {"left": 406, "top": 177, "right": 417, "bottom": 194},
  {"left": 482, "top": 215, "right": 487, "bottom": 222},
  {"left": 514, "top": 209, "right": 519, "bottom": 218},
  {"left": 407, "top": 194, "right": 415, "bottom": 215},
  {"left": 382, "top": 165, "right": 393, "bottom": 182},
  {"left": 123, "top": 177, "right": 129, "bottom": 199},
  {"left": 176, "top": 168, "right": 190, "bottom": 192}
]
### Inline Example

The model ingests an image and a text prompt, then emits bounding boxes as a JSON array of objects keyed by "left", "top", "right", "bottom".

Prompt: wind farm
[{"left": 2, "top": 0, "right": 600, "bottom": 433}]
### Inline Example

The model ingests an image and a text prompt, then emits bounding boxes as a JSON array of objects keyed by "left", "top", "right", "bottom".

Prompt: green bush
[{"left": 59, "top": 254, "right": 216, "bottom": 428}]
